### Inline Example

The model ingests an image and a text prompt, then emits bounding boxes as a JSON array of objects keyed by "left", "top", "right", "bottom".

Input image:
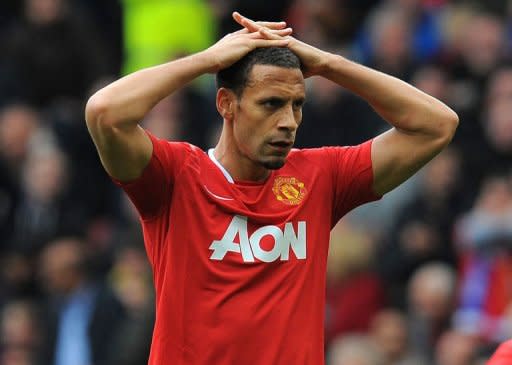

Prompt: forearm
[
  {"left": 319, "top": 54, "right": 458, "bottom": 139},
  {"left": 86, "top": 51, "right": 215, "bottom": 129}
]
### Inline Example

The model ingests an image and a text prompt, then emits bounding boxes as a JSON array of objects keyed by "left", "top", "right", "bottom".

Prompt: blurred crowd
[{"left": 0, "top": 0, "right": 512, "bottom": 364}]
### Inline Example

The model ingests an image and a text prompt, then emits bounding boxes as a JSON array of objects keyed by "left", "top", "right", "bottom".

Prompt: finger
[
  {"left": 273, "top": 27, "right": 293, "bottom": 36},
  {"left": 251, "top": 38, "right": 290, "bottom": 48},
  {"left": 254, "top": 21, "right": 287, "bottom": 30},
  {"left": 233, "top": 12, "right": 288, "bottom": 32},
  {"left": 258, "top": 27, "right": 287, "bottom": 40},
  {"left": 231, "top": 28, "right": 249, "bottom": 35},
  {"left": 232, "top": 12, "right": 260, "bottom": 33},
  {"left": 246, "top": 28, "right": 291, "bottom": 40},
  {"left": 259, "top": 27, "right": 293, "bottom": 37},
  {"left": 231, "top": 26, "right": 289, "bottom": 36}
]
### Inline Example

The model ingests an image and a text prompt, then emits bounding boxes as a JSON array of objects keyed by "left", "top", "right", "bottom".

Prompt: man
[
  {"left": 38, "top": 237, "right": 126, "bottom": 365},
  {"left": 85, "top": 12, "right": 458, "bottom": 365}
]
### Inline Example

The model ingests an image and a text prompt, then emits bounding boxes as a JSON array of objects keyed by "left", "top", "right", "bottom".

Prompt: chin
[{"left": 262, "top": 158, "right": 286, "bottom": 170}]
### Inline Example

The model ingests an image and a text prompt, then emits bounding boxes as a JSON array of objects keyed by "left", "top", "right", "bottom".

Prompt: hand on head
[
  {"left": 204, "top": 13, "right": 292, "bottom": 73},
  {"left": 231, "top": 12, "right": 330, "bottom": 78}
]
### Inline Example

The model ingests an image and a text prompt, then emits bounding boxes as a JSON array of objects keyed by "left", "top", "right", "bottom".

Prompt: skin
[
  {"left": 85, "top": 17, "right": 292, "bottom": 182},
  {"left": 86, "top": 12, "right": 458, "bottom": 196},
  {"left": 215, "top": 65, "right": 305, "bottom": 181}
]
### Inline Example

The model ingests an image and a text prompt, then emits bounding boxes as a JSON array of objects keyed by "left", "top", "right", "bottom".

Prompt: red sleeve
[
  {"left": 111, "top": 130, "right": 192, "bottom": 221},
  {"left": 329, "top": 139, "right": 381, "bottom": 223},
  {"left": 488, "top": 340, "right": 512, "bottom": 365}
]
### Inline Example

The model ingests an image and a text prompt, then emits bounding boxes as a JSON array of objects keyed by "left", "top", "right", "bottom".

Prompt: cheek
[
  {"left": 233, "top": 120, "right": 253, "bottom": 146},
  {"left": 234, "top": 114, "right": 267, "bottom": 152}
]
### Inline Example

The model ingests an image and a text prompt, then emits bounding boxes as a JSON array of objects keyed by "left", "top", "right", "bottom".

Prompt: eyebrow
[
  {"left": 258, "top": 96, "right": 286, "bottom": 104},
  {"left": 257, "top": 96, "right": 306, "bottom": 104}
]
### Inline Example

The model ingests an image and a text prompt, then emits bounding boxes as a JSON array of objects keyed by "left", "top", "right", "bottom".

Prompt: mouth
[{"left": 268, "top": 140, "right": 294, "bottom": 150}]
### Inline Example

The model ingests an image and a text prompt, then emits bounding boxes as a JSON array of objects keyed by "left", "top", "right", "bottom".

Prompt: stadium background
[{"left": 0, "top": 0, "right": 511, "bottom": 364}]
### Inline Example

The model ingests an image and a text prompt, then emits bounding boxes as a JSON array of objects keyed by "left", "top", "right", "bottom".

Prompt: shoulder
[
  {"left": 147, "top": 132, "right": 197, "bottom": 154},
  {"left": 287, "top": 141, "right": 373, "bottom": 166},
  {"left": 287, "top": 146, "right": 335, "bottom": 161},
  {"left": 146, "top": 131, "right": 203, "bottom": 168}
]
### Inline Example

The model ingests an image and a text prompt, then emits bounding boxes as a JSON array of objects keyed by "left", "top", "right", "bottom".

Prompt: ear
[{"left": 216, "top": 88, "right": 236, "bottom": 121}]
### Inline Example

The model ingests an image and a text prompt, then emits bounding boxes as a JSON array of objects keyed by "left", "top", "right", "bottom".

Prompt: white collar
[{"left": 208, "top": 148, "right": 234, "bottom": 184}]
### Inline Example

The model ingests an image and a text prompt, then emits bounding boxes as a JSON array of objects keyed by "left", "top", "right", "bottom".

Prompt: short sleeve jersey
[
  {"left": 115, "top": 131, "right": 381, "bottom": 365},
  {"left": 488, "top": 340, "right": 512, "bottom": 365}
]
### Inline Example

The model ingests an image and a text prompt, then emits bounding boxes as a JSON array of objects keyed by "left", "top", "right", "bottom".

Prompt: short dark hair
[{"left": 216, "top": 47, "right": 302, "bottom": 97}]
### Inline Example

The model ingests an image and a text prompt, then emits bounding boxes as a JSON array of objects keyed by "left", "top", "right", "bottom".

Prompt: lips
[{"left": 268, "top": 140, "right": 293, "bottom": 148}]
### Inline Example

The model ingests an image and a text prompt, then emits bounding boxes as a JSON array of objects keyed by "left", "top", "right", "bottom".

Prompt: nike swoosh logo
[{"left": 204, "top": 185, "right": 234, "bottom": 201}]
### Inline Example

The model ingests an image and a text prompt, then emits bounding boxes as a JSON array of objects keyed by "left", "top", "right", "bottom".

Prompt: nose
[{"left": 277, "top": 105, "right": 299, "bottom": 132}]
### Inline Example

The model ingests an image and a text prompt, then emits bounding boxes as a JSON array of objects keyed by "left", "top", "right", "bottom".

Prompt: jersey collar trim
[{"left": 208, "top": 148, "right": 234, "bottom": 184}]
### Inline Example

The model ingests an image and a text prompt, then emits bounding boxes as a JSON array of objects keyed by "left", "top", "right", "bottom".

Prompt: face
[
  {"left": 39, "top": 239, "right": 83, "bottom": 293},
  {"left": 231, "top": 65, "right": 305, "bottom": 170}
]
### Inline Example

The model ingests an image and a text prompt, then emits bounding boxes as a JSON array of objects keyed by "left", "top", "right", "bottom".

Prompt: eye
[
  {"left": 263, "top": 99, "right": 283, "bottom": 108},
  {"left": 293, "top": 100, "right": 304, "bottom": 110},
  {"left": 293, "top": 100, "right": 305, "bottom": 109}
]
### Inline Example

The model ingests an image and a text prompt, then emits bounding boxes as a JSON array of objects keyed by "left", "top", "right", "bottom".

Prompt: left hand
[{"left": 232, "top": 12, "right": 331, "bottom": 78}]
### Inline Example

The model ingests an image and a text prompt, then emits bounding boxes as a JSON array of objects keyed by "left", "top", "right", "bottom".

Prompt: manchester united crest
[{"left": 272, "top": 176, "right": 307, "bottom": 205}]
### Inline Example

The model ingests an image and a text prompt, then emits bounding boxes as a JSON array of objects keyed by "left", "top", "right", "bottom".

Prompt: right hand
[
  {"left": 232, "top": 12, "right": 330, "bottom": 78},
  {"left": 204, "top": 13, "right": 292, "bottom": 73}
]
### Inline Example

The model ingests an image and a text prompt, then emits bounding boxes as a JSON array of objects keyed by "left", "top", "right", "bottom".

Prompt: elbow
[
  {"left": 84, "top": 92, "right": 126, "bottom": 137},
  {"left": 85, "top": 93, "right": 111, "bottom": 130},
  {"left": 437, "top": 108, "right": 459, "bottom": 146}
]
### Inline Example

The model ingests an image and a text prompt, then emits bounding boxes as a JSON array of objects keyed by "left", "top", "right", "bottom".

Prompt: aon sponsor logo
[{"left": 209, "top": 215, "right": 306, "bottom": 262}]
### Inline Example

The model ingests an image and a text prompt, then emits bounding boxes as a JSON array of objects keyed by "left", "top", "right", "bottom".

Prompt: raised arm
[
  {"left": 319, "top": 56, "right": 459, "bottom": 195},
  {"left": 234, "top": 13, "right": 458, "bottom": 196},
  {"left": 85, "top": 22, "right": 291, "bottom": 181}
]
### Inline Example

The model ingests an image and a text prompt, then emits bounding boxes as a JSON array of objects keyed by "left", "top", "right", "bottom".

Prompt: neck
[{"left": 214, "top": 125, "right": 270, "bottom": 182}]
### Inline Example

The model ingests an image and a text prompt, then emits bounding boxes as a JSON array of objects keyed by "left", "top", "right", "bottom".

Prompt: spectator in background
[
  {"left": 141, "top": 85, "right": 219, "bottom": 150},
  {"left": 325, "top": 221, "right": 385, "bottom": 347},
  {"left": 106, "top": 241, "right": 154, "bottom": 365},
  {"left": 0, "top": 0, "right": 108, "bottom": 106},
  {"left": 11, "top": 141, "right": 81, "bottom": 254},
  {"left": 478, "top": 95, "right": 512, "bottom": 174},
  {"left": 327, "top": 334, "right": 383, "bottom": 365},
  {"left": 295, "top": 56, "right": 388, "bottom": 148},
  {"left": 411, "top": 64, "right": 451, "bottom": 104},
  {"left": 0, "top": 300, "right": 40, "bottom": 365},
  {"left": 344, "top": 63, "right": 455, "bottom": 234},
  {"left": 454, "top": 175, "right": 512, "bottom": 343},
  {"left": 1, "top": 348, "right": 35, "bottom": 365},
  {"left": 0, "top": 252, "right": 35, "bottom": 307},
  {"left": 37, "top": 237, "right": 126, "bottom": 365},
  {"left": 70, "top": 0, "right": 123, "bottom": 75},
  {"left": 0, "top": 104, "right": 40, "bottom": 244},
  {"left": 369, "top": 309, "right": 427, "bottom": 365},
  {"left": 407, "top": 262, "right": 457, "bottom": 362},
  {"left": 456, "top": 66, "right": 512, "bottom": 195},
  {"left": 378, "top": 149, "right": 462, "bottom": 307},
  {"left": 388, "top": 0, "right": 444, "bottom": 60},
  {"left": 356, "top": 4, "right": 418, "bottom": 79},
  {"left": 435, "top": 330, "right": 479, "bottom": 365},
  {"left": 446, "top": 8, "right": 506, "bottom": 117},
  {"left": 285, "top": 0, "right": 378, "bottom": 47},
  {"left": 0, "top": 105, "right": 40, "bottom": 179}
]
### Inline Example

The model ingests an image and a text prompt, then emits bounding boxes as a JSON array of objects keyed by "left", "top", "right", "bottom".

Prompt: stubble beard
[{"left": 262, "top": 159, "right": 285, "bottom": 170}]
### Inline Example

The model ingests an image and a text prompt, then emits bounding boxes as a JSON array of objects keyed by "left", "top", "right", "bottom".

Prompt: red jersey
[
  {"left": 115, "top": 131, "right": 380, "bottom": 365},
  {"left": 488, "top": 340, "right": 512, "bottom": 365}
]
